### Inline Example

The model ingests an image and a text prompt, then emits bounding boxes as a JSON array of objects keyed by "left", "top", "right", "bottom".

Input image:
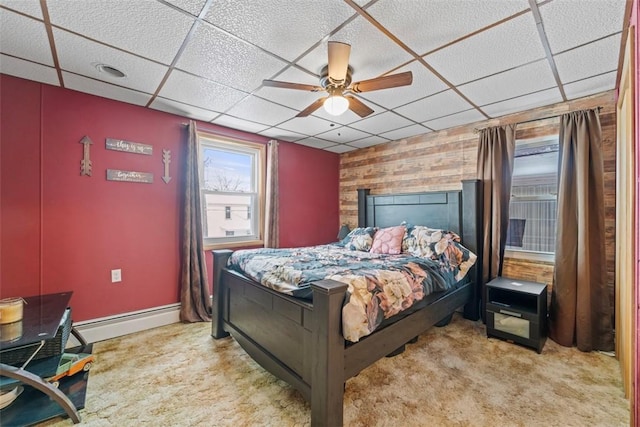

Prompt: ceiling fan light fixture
[{"left": 323, "top": 95, "right": 349, "bottom": 116}]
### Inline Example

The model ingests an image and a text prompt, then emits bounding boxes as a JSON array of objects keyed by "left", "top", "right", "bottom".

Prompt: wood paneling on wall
[{"left": 340, "top": 90, "right": 617, "bottom": 308}]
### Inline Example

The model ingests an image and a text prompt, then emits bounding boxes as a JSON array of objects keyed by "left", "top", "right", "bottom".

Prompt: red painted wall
[{"left": 0, "top": 75, "right": 340, "bottom": 321}]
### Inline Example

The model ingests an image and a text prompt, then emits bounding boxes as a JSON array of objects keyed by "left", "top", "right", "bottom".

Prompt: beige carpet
[{"left": 40, "top": 314, "right": 628, "bottom": 426}]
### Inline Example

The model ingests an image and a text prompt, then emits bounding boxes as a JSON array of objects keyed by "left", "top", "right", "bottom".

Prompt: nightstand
[{"left": 486, "top": 277, "right": 547, "bottom": 353}]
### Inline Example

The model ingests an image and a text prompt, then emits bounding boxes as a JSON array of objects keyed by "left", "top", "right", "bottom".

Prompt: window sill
[
  {"left": 504, "top": 249, "right": 554, "bottom": 263},
  {"left": 204, "top": 239, "right": 264, "bottom": 251}
]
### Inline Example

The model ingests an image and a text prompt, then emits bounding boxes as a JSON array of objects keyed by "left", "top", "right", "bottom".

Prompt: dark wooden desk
[{"left": 0, "top": 292, "right": 86, "bottom": 423}]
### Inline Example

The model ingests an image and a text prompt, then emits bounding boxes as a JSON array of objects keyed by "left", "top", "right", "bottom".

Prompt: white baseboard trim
[{"left": 71, "top": 303, "right": 181, "bottom": 344}]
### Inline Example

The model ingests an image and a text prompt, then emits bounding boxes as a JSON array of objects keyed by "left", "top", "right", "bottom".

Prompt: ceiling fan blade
[
  {"left": 345, "top": 95, "right": 374, "bottom": 118},
  {"left": 296, "top": 97, "right": 327, "bottom": 117},
  {"left": 263, "top": 79, "right": 323, "bottom": 92},
  {"left": 350, "top": 71, "right": 413, "bottom": 93},
  {"left": 327, "top": 41, "right": 351, "bottom": 83}
]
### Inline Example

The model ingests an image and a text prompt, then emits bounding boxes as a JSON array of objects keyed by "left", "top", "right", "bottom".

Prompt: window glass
[
  {"left": 199, "top": 134, "right": 265, "bottom": 247},
  {"left": 506, "top": 136, "right": 558, "bottom": 255}
]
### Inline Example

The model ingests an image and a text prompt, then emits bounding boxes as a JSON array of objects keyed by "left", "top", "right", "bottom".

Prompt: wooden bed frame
[{"left": 212, "top": 179, "right": 483, "bottom": 426}]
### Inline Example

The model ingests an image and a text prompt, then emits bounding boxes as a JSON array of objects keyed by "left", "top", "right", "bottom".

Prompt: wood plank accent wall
[{"left": 340, "top": 90, "right": 617, "bottom": 312}]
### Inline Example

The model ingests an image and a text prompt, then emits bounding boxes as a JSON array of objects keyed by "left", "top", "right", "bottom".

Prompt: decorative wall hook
[
  {"left": 162, "top": 149, "right": 171, "bottom": 184},
  {"left": 79, "top": 136, "right": 93, "bottom": 176}
]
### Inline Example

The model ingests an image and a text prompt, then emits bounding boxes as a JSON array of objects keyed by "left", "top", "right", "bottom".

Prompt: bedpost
[
  {"left": 310, "top": 279, "right": 348, "bottom": 427},
  {"left": 461, "top": 179, "right": 483, "bottom": 321},
  {"left": 212, "top": 250, "right": 232, "bottom": 339},
  {"left": 357, "top": 188, "right": 370, "bottom": 227}
]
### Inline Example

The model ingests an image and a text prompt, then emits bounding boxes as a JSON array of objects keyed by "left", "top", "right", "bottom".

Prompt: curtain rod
[{"left": 473, "top": 105, "right": 602, "bottom": 134}]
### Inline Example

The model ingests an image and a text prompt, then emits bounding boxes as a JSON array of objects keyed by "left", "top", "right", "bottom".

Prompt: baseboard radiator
[{"left": 71, "top": 303, "right": 180, "bottom": 344}]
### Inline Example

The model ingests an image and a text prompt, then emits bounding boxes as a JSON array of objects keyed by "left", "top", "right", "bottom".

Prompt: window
[
  {"left": 506, "top": 136, "right": 558, "bottom": 258},
  {"left": 199, "top": 133, "right": 265, "bottom": 248}
]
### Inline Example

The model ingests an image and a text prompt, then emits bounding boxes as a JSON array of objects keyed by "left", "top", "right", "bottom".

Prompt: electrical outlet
[{"left": 111, "top": 269, "right": 122, "bottom": 283}]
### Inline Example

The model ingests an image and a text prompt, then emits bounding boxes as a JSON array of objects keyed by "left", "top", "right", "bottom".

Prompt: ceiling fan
[{"left": 262, "top": 41, "right": 413, "bottom": 118}]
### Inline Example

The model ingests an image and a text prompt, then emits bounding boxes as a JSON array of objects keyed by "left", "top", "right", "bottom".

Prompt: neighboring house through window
[
  {"left": 506, "top": 135, "right": 558, "bottom": 261},
  {"left": 199, "top": 133, "right": 265, "bottom": 248}
]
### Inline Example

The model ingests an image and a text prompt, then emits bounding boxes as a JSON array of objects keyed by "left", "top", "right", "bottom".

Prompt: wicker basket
[{"left": 0, "top": 308, "right": 72, "bottom": 367}]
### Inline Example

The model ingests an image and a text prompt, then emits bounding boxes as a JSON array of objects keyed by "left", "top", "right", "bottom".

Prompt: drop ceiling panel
[
  {"left": 366, "top": 0, "right": 529, "bottom": 55},
  {"left": 294, "top": 138, "right": 336, "bottom": 149},
  {"left": 296, "top": 16, "right": 413, "bottom": 82},
  {"left": 348, "top": 136, "right": 390, "bottom": 149},
  {"left": 563, "top": 71, "right": 617, "bottom": 100},
  {"left": 379, "top": 124, "right": 431, "bottom": 141},
  {"left": 425, "top": 12, "right": 545, "bottom": 85},
  {"left": 150, "top": 97, "right": 218, "bottom": 122},
  {"left": 422, "top": 109, "right": 486, "bottom": 131},
  {"left": 348, "top": 111, "right": 414, "bottom": 135},
  {"left": 0, "top": 0, "right": 43, "bottom": 19},
  {"left": 540, "top": 0, "right": 626, "bottom": 54},
  {"left": 359, "top": 61, "right": 449, "bottom": 109},
  {"left": 0, "top": 54, "right": 59, "bottom": 86},
  {"left": 325, "top": 144, "right": 358, "bottom": 153},
  {"left": 253, "top": 67, "right": 323, "bottom": 111},
  {"left": 458, "top": 60, "right": 556, "bottom": 106},
  {"left": 554, "top": 34, "right": 621, "bottom": 84},
  {"left": 63, "top": 72, "right": 151, "bottom": 106},
  {"left": 165, "top": 0, "right": 207, "bottom": 17},
  {"left": 258, "top": 127, "right": 307, "bottom": 142},
  {"left": 482, "top": 88, "right": 562, "bottom": 118},
  {"left": 395, "top": 90, "right": 474, "bottom": 123},
  {"left": 315, "top": 126, "right": 371, "bottom": 144},
  {"left": 47, "top": 0, "right": 194, "bottom": 65},
  {"left": 224, "top": 96, "right": 299, "bottom": 126},
  {"left": 53, "top": 28, "right": 168, "bottom": 94},
  {"left": 204, "top": 0, "right": 355, "bottom": 62},
  {"left": 159, "top": 70, "right": 248, "bottom": 112},
  {"left": 279, "top": 115, "right": 335, "bottom": 136},
  {"left": 311, "top": 107, "right": 362, "bottom": 125},
  {"left": 211, "top": 115, "right": 270, "bottom": 134},
  {"left": 175, "top": 23, "right": 287, "bottom": 92},
  {"left": 1, "top": 10, "right": 53, "bottom": 65}
]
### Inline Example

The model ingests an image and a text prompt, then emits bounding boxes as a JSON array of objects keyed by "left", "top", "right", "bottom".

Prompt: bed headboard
[{"left": 357, "top": 179, "right": 483, "bottom": 320}]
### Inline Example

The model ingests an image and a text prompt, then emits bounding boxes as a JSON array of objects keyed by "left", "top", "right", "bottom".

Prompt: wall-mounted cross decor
[
  {"left": 162, "top": 149, "right": 171, "bottom": 184},
  {"left": 79, "top": 136, "right": 93, "bottom": 176}
]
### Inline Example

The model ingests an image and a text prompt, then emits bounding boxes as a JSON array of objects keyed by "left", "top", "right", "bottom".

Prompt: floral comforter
[{"left": 227, "top": 243, "right": 476, "bottom": 342}]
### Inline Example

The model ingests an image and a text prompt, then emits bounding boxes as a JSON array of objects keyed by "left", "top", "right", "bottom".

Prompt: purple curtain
[
  {"left": 179, "top": 121, "right": 211, "bottom": 322},
  {"left": 549, "top": 109, "right": 613, "bottom": 351}
]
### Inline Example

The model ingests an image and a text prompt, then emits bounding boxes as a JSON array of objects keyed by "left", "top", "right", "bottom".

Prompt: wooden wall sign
[
  {"left": 106, "top": 169, "right": 154, "bottom": 184},
  {"left": 79, "top": 136, "right": 93, "bottom": 176},
  {"left": 162, "top": 149, "right": 171, "bottom": 184},
  {"left": 106, "top": 138, "right": 153, "bottom": 155}
]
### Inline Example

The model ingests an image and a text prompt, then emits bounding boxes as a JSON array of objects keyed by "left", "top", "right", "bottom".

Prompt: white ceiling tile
[
  {"left": 211, "top": 115, "right": 270, "bottom": 134},
  {"left": 359, "top": 61, "right": 449, "bottom": 109},
  {"left": 254, "top": 67, "right": 323, "bottom": 111},
  {"left": 315, "top": 126, "right": 371, "bottom": 144},
  {"left": 204, "top": 0, "right": 355, "bottom": 62},
  {"left": 425, "top": 12, "right": 545, "bottom": 85},
  {"left": 310, "top": 106, "right": 363, "bottom": 125},
  {"left": 422, "top": 109, "right": 486, "bottom": 131},
  {"left": 395, "top": 90, "right": 474, "bottom": 123},
  {"left": 165, "top": 0, "right": 206, "bottom": 17},
  {"left": 0, "top": 9, "right": 53, "bottom": 65},
  {"left": 348, "top": 136, "right": 390, "bottom": 149},
  {"left": 563, "top": 71, "right": 617, "bottom": 100},
  {"left": 150, "top": 97, "right": 217, "bottom": 122},
  {"left": 47, "top": 0, "right": 194, "bottom": 65},
  {"left": 159, "top": 70, "right": 247, "bottom": 113},
  {"left": 176, "top": 23, "right": 287, "bottom": 92},
  {"left": 295, "top": 138, "right": 336, "bottom": 149},
  {"left": 554, "top": 34, "right": 621, "bottom": 84},
  {"left": 53, "top": 28, "right": 168, "bottom": 94},
  {"left": 224, "top": 96, "right": 298, "bottom": 126},
  {"left": 279, "top": 115, "right": 335, "bottom": 136},
  {"left": 349, "top": 111, "right": 414, "bottom": 135},
  {"left": 367, "top": 0, "right": 529, "bottom": 55},
  {"left": 258, "top": 127, "right": 307, "bottom": 142},
  {"left": 540, "top": 0, "right": 626, "bottom": 54},
  {"left": 0, "top": 0, "right": 43, "bottom": 19},
  {"left": 62, "top": 72, "right": 152, "bottom": 106},
  {"left": 482, "top": 88, "right": 562, "bottom": 118},
  {"left": 0, "top": 54, "right": 59, "bottom": 85},
  {"left": 325, "top": 144, "right": 358, "bottom": 154},
  {"left": 296, "top": 17, "right": 413, "bottom": 82},
  {"left": 378, "top": 124, "right": 431, "bottom": 141},
  {"left": 458, "top": 60, "right": 557, "bottom": 106}
]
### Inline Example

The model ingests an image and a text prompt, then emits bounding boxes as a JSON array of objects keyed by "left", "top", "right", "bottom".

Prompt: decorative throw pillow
[
  {"left": 370, "top": 225, "right": 406, "bottom": 254},
  {"left": 338, "top": 227, "right": 377, "bottom": 251}
]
